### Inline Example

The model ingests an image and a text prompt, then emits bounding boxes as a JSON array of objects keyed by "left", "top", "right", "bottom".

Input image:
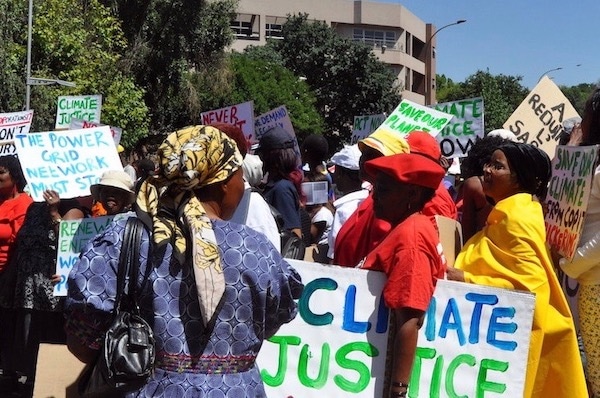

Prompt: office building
[{"left": 230, "top": 0, "right": 439, "bottom": 105}]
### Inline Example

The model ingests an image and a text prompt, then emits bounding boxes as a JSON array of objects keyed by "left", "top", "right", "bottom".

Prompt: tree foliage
[
  {"left": 0, "top": 0, "right": 149, "bottom": 148},
  {"left": 228, "top": 52, "right": 324, "bottom": 143},
  {"left": 560, "top": 83, "right": 597, "bottom": 116},
  {"left": 269, "top": 14, "right": 401, "bottom": 151},
  {"left": 436, "top": 70, "right": 528, "bottom": 132},
  {"left": 102, "top": 0, "right": 237, "bottom": 133}
]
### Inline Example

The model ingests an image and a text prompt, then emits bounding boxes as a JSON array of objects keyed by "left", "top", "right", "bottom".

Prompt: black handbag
[{"left": 78, "top": 217, "right": 155, "bottom": 398}]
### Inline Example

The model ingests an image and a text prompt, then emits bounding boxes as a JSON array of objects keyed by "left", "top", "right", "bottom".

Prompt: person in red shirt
[
  {"left": 333, "top": 130, "right": 456, "bottom": 267},
  {"left": 360, "top": 152, "right": 446, "bottom": 398},
  {"left": 0, "top": 155, "right": 32, "bottom": 382}
]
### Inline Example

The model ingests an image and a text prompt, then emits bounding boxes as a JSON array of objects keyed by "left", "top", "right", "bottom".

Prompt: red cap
[
  {"left": 364, "top": 153, "right": 444, "bottom": 190},
  {"left": 406, "top": 131, "right": 441, "bottom": 161}
]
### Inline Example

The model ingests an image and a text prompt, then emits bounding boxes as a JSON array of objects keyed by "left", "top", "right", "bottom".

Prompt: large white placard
[
  {"left": 257, "top": 260, "right": 390, "bottom": 397},
  {"left": 432, "top": 97, "right": 485, "bottom": 158},
  {"left": 201, "top": 101, "right": 255, "bottom": 144},
  {"left": 14, "top": 126, "right": 122, "bottom": 201},
  {"left": 414, "top": 280, "right": 535, "bottom": 397},
  {"left": 371, "top": 99, "right": 453, "bottom": 139}
]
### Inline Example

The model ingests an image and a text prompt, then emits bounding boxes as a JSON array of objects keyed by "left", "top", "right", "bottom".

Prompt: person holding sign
[
  {"left": 447, "top": 142, "right": 587, "bottom": 397},
  {"left": 558, "top": 87, "right": 600, "bottom": 396},
  {"left": 359, "top": 152, "right": 446, "bottom": 398},
  {"left": 65, "top": 126, "right": 303, "bottom": 397}
]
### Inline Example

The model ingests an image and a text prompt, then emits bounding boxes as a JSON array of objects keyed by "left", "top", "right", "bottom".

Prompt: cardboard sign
[
  {"left": 54, "top": 214, "right": 129, "bottom": 296},
  {"left": 14, "top": 126, "right": 123, "bottom": 201},
  {"left": 371, "top": 99, "right": 453, "bottom": 139},
  {"left": 545, "top": 145, "right": 599, "bottom": 260},
  {"left": 0, "top": 110, "right": 34, "bottom": 156},
  {"left": 254, "top": 105, "right": 296, "bottom": 146},
  {"left": 69, "top": 118, "right": 123, "bottom": 146},
  {"left": 201, "top": 101, "right": 255, "bottom": 144},
  {"left": 351, "top": 114, "right": 386, "bottom": 144},
  {"left": 414, "top": 280, "right": 535, "bottom": 397},
  {"left": 257, "top": 260, "right": 390, "bottom": 397},
  {"left": 503, "top": 77, "right": 579, "bottom": 157},
  {"left": 55, "top": 95, "right": 102, "bottom": 129},
  {"left": 432, "top": 97, "right": 485, "bottom": 158}
]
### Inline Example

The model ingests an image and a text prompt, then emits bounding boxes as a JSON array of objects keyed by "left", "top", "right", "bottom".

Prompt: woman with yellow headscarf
[
  {"left": 447, "top": 142, "right": 587, "bottom": 397},
  {"left": 65, "top": 126, "right": 303, "bottom": 397}
]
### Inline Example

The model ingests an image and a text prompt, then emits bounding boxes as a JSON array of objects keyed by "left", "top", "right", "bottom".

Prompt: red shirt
[
  {"left": 359, "top": 213, "right": 445, "bottom": 311},
  {"left": 0, "top": 193, "right": 33, "bottom": 270},
  {"left": 333, "top": 181, "right": 456, "bottom": 267}
]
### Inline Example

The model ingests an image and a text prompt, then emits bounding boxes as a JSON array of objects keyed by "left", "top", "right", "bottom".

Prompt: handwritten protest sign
[
  {"left": 0, "top": 110, "right": 34, "bottom": 156},
  {"left": 414, "top": 280, "right": 535, "bottom": 397},
  {"left": 257, "top": 262, "right": 535, "bottom": 397},
  {"left": 545, "top": 145, "right": 599, "bottom": 260},
  {"left": 201, "top": 101, "right": 255, "bottom": 144},
  {"left": 503, "top": 77, "right": 579, "bottom": 157},
  {"left": 254, "top": 105, "right": 295, "bottom": 145},
  {"left": 257, "top": 260, "right": 390, "bottom": 397},
  {"left": 14, "top": 126, "right": 122, "bottom": 201},
  {"left": 351, "top": 114, "right": 386, "bottom": 144},
  {"left": 432, "top": 97, "right": 484, "bottom": 158},
  {"left": 69, "top": 118, "right": 123, "bottom": 146},
  {"left": 371, "top": 99, "right": 453, "bottom": 139},
  {"left": 54, "top": 214, "right": 128, "bottom": 296},
  {"left": 55, "top": 95, "right": 102, "bottom": 130}
]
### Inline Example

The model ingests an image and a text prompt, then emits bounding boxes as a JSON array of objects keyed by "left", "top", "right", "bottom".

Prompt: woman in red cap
[{"left": 360, "top": 152, "right": 446, "bottom": 398}]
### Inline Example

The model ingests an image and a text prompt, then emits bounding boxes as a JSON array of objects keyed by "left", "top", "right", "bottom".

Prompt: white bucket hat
[
  {"left": 90, "top": 170, "right": 135, "bottom": 204},
  {"left": 330, "top": 144, "right": 361, "bottom": 171}
]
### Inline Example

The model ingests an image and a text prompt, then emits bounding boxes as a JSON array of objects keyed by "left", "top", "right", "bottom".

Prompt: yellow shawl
[{"left": 455, "top": 193, "right": 587, "bottom": 398}]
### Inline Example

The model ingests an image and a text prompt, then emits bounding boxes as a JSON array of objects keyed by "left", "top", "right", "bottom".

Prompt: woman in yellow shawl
[{"left": 447, "top": 142, "right": 587, "bottom": 398}]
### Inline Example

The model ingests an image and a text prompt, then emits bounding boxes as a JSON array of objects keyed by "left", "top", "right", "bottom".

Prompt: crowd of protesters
[{"left": 0, "top": 87, "right": 598, "bottom": 397}]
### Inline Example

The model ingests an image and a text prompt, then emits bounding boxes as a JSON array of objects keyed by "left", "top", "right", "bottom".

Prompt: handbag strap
[{"left": 114, "top": 217, "right": 144, "bottom": 314}]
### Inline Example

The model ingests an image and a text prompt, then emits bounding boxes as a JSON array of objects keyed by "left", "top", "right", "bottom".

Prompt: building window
[
  {"left": 231, "top": 13, "right": 259, "bottom": 40},
  {"left": 353, "top": 28, "right": 397, "bottom": 49},
  {"left": 265, "top": 16, "right": 287, "bottom": 39}
]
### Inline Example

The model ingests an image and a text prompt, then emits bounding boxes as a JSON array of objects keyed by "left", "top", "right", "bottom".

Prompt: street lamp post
[
  {"left": 537, "top": 64, "right": 582, "bottom": 82},
  {"left": 25, "top": 0, "right": 75, "bottom": 110},
  {"left": 424, "top": 19, "right": 466, "bottom": 105},
  {"left": 537, "top": 67, "right": 563, "bottom": 82}
]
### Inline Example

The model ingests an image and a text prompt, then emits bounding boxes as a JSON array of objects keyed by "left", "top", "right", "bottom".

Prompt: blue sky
[{"left": 378, "top": 0, "right": 599, "bottom": 89}]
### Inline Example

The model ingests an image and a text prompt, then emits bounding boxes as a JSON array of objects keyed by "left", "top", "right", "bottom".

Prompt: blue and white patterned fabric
[{"left": 65, "top": 216, "right": 303, "bottom": 397}]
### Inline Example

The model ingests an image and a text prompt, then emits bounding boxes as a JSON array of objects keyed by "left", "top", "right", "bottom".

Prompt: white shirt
[
  {"left": 243, "top": 182, "right": 281, "bottom": 252},
  {"left": 312, "top": 206, "right": 334, "bottom": 245},
  {"left": 327, "top": 189, "right": 370, "bottom": 259}
]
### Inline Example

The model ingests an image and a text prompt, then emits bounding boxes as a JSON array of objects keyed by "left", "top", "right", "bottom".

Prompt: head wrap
[
  {"left": 358, "top": 129, "right": 410, "bottom": 156},
  {"left": 136, "top": 125, "right": 243, "bottom": 326},
  {"left": 497, "top": 142, "right": 551, "bottom": 199},
  {"left": 364, "top": 153, "right": 445, "bottom": 190}
]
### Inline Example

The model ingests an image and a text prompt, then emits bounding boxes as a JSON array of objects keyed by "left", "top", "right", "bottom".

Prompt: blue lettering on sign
[
  {"left": 343, "top": 285, "right": 370, "bottom": 333},
  {"left": 439, "top": 298, "right": 466, "bottom": 345},
  {"left": 423, "top": 293, "right": 519, "bottom": 351}
]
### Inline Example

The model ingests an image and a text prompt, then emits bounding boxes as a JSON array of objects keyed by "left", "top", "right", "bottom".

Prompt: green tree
[
  {"left": 228, "top": 52, "right": 324, "bottom": 143},
  {"left": 269, "top": 14, "right": 401, "bottom": 151},
  {"left": 0, "top": 0, "right": 27, "bottom": 113},
  {"left": 560, "top": 83, "right": 597, "bottom": 116},
  {"left": 102, "top": 0, "right": 237, "bottom": 133},
  {"left": 437, "top": 70, "right": 528, "bottom": 131},
  {"left": 1, "top": 0, "right": 149, "bottom": 147}
]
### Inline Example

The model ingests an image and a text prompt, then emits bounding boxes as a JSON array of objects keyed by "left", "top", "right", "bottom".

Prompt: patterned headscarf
[{"left": 136, "top": 125, "right": 243, "bottom": 326}]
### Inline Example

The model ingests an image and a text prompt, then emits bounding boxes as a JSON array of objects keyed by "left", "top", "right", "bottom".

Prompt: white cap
[
  {"left": 330, "top": 144, "right": 361, "bottom": 171},
  {"left": 487, "top": 129, "right": 518, "bottom": 142}
]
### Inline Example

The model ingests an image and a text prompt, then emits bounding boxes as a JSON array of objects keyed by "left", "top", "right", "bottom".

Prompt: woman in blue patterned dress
[{"left": 65, "top": 125, "right": 303, "bottom": 397}]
